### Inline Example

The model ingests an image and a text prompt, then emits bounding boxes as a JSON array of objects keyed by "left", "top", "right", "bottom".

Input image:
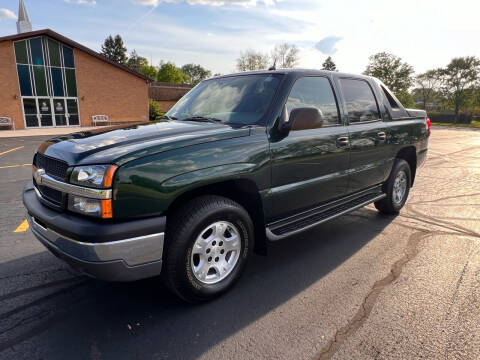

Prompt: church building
[{"left": 0, "top": 0, "right": 149, "bottom": 130}]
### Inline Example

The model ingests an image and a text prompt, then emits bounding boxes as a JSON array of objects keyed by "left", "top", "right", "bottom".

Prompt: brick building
[
  {"left": 0, "top": 1, "right": 149, "bottom": 130},
  {"left": 149, "top": 82, "right": 193, "bottom": 113}
]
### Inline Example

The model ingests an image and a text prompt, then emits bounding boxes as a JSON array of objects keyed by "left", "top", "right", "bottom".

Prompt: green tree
[
  {"left": 127, "top": 50, "right": 149, "bottom": 73},
  {"left": 322, "top": 56, "right": 337, "bottom": 71},
  {"left": 156, "top": 61, "right": 189, "bottom": 83},
  {"left": 149, "top": 98, "right": 164, "bottom": 120},
  {"left": 140, "top": 65, "right": 158, "bottom": 80},
  {"left": 395, "top": 90, "right": 415, "bottom": 108},
  {"left": 236, "top": 50, "right": 269, "bottom": 72},
  {"left": 101, "top": 35, "right": 128, "bottom": 64},
  {"left": 271, "top": 43, "right": 300, "bottom": 68},
  {"left": 364, "top": 52, "right": 414, "bottom": 99},
  {"left": 415, "top": 69, "right": 441, "bottom": 110},
  {"left": 438, "top": 56, "right": 480, "bottom": 123},
  {"left": 181, "top": 64, "right": 212, "bottom": 85}
]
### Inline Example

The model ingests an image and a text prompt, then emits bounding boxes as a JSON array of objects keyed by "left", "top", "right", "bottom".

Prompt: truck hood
[{"left": 37, "top": 120, "right": 251, "bottom": 166}]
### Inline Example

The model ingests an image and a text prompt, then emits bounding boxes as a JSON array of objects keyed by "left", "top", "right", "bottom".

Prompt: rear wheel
[
  {"left": 163, "top": 196, "right": 253, "bottom": 303},
  {"left": 375, "top": 159, "right": 411, "bottom": 215}
]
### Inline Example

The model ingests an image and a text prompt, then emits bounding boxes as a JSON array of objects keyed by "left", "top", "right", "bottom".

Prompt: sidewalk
[{"left": 0, "top": 127, "right": 99, "bottom": 138}]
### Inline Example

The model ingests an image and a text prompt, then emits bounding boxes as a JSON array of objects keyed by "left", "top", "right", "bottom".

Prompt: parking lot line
[
  {"left": 0, "top": 146, "right": 24, "bottom": 156},
  {"left": 14, "top": 219, "right": 29, "bottom": 233},
  {"left": 0, "top": 164, "right": 31, "bottom": 169}
]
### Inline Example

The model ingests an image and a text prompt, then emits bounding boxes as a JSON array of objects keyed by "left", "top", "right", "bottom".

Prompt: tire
[
  {"left": 162, "top": 195, "right": 253, "bottom": 303},
  {"left": 374, "top": 159, "right": 411, "bottom": 215}
]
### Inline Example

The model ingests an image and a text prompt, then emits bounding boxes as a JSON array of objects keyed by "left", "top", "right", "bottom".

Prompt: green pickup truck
[{"left": 23, "top": 69, "right": 429, "bottom": 302}]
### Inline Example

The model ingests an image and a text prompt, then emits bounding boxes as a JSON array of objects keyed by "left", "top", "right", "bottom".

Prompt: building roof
[
  {"left": 149, "top": 82, "right": 193, "bottom": 102},
  {"left": 0, "top": 28, "right": 150, "bottom": 81}
]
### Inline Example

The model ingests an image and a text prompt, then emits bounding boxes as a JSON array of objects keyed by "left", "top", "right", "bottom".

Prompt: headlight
[
  {"left": 70, "top": 165, "right": 117, "bottom": 188},
  {"left": 68, "top": 164, "right": 116, "bottom": 218},
  {"left": 68, "top": 195, "right": 113, "bottom": 219}
]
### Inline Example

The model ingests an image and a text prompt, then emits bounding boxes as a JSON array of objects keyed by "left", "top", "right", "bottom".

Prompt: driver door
[{"left": 266, "top": 76, "right": 350, "bottom": 221}]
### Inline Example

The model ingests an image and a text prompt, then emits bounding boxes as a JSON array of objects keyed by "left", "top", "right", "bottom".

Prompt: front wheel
[
  {"left": 162, "top": 196, "right": 253, "bottom": 303},
  {"left": 375, "top": 159, "right": 411, "bottom": 215}
]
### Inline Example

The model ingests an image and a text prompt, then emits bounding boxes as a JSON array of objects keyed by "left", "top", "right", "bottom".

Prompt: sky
[{"left": 0, "top": 0, "right": 479, "bottom": 75}]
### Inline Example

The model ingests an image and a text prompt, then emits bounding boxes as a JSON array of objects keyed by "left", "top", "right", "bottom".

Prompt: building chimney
[{"left": 17, "top": 0, "right": 32, "bottom": 34}]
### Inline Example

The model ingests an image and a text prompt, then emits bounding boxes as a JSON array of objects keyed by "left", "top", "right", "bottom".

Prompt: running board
[{"left": 266, "top": 192, "right": 386, "bottom": 241}]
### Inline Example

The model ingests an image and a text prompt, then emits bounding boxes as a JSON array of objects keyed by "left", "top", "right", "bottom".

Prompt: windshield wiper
[
  {"left": 160, "top": 115, "right": 178, "bottom": 120},
  {"left": 182, "top": 116, "right": 223, "bottom": 124}
]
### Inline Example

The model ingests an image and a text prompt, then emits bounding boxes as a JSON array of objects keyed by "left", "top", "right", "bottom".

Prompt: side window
[
  {"left": 380, "top": 84, "right": 408, "bottom": 119},
  {"left": 286, "top": 77, "right": 340, "bottom": 126},
  {"left": 339, "top": 79, "right": 380, "bottom": 123}
]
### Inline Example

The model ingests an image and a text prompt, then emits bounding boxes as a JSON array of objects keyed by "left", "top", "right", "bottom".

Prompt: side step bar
[{"left": 266, "top": 191, "right": 386, "bottom": 241}]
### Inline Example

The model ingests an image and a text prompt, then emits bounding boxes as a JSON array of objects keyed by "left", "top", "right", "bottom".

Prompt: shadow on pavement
[{"left": 0, "top": 208, "right": 395, "bottom": 359}]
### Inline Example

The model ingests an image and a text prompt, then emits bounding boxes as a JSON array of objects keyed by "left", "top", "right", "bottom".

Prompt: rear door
[
  {"left": 337, "top": 78, "right": 388, "bottom": 194},
  {"left": 267, "top": 76, "right": 350, "bottom": 221}
]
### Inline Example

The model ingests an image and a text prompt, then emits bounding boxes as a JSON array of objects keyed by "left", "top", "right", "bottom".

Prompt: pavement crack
[{"left": 314, "top": 231, "right": 427, "bottom": 360}]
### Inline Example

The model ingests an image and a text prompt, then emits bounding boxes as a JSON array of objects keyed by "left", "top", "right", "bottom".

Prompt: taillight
[{"left": 426, "top": 117, "right": 431, "bottom": 136}]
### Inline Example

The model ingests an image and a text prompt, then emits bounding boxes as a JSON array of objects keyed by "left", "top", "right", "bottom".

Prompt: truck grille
[
  {"left": 33, "top": 178, "right": 63, "bottom": 206},
  {"left": 34, "top": 153, "right": 69, "bottom": 180}
]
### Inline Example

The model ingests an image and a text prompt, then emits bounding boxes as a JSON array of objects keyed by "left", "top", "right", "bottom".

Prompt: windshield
[{"left": 166, "top": 74, "right": 283, "bottom": 126}]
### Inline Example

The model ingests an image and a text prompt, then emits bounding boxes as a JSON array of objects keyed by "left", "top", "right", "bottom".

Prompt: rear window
[{"left": 339, "top": 79, "right": 380, "bottom": 123}]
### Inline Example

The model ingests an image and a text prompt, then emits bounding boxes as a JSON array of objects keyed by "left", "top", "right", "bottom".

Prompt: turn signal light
[
  {"left": 101, "top": 199, "right": 113, "bottom": 219},
  {"left": 103, "top": 165, "right": 118, "bottom": 188}
]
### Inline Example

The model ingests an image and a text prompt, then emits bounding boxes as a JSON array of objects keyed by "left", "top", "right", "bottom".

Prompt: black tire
[
  {"left": 162, "top": 195, "right": 253, "bottom": 303},
  {"left": 374, "top": 159, "right": 411, "bottom": 215}
]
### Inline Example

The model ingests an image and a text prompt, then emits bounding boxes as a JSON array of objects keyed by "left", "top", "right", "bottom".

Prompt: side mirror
[{"left": 290, "top": 107, "right": 323, "bottom": 131}]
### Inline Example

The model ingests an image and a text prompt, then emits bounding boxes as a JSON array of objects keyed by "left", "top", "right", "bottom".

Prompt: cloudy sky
[{"left": 0, "top": 0, "right": 479, "bottom": 75}]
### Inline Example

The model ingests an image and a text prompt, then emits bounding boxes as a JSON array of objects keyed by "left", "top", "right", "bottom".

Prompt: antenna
[{"left": 268, "top": 59, "right": 277, "bottom": 71}]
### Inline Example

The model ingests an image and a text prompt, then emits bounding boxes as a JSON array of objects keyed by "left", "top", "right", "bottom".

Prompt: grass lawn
[{"left": 431, "top": 120, "right": 480, "bottom": 129}]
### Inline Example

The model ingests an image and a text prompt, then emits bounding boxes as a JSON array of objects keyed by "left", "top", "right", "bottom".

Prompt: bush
[
  {"left": 428, "top": 111, "right": 472, "bottom": 124},
  {"left": 149, "top": 99, "right": 164, "bottom": 120}
]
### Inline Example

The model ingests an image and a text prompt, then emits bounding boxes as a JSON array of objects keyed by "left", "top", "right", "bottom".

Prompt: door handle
[
  {"left": 377, "top": 131, "right": 387, "bottom": 140},
  {"left": 336, "top": 136, "right": 349, "bottom": 147}
]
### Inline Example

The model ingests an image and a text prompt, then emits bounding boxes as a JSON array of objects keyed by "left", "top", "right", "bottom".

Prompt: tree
[
  {"left": 322, "top": 56, "right": 337, "bottom": 71},
  {"left": 438, "top": 56, "right": 480, "bottom": 123},
  {"left": 127, "top": 50, "right": 148, "bottom": 73},
  {"left": 415, "top": 70, "right": 441, "bottom": 110},
  {"left": 181, "top": 64, "right": 212, "bottom": 85},
  {"left": 236, "top": 50, "right": 269, "bottom": 72},
  {"left": 156, "top": 61, "right": 189, "bottom": 83},
  {"left": 271, "top": 43, "right": 299, "bottom": 68},
  {"left": 364, "top": 52, "right": 414, "bottom": 97},
  {"left": 101, "top": 35, "right": 128, "bottom": 65},
  {"left": 149, "top": 99, "right": 164, "bottom": 120},
  {"left": 395, "top": 90, "right": 415, "bottom": 108},
  {"left": 140, "top": 65, "right": 158, "bottom": 81}
]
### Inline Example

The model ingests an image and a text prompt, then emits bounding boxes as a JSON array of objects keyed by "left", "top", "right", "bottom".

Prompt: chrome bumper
[{"left": 27, "top": 213, "right": 164, "bottom": 281}]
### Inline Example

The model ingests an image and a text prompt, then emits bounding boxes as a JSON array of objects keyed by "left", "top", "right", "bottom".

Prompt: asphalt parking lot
[{"left": 0, "top": 128, "right": 479, "bottom": 360}]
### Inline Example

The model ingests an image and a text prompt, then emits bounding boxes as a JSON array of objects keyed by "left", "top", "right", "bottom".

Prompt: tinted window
[
  {"left": 51, "top": 67, "right": 64, "bottom": 96},
  {"left": 65, "top": 69, "right": 77, "bottom": 97},
  {"left": 29, "top": 38, "right": 44, "bottom": 66},
  {"left": 62, "top": 46, "right": 75, "bottom": 68},
  {"left": 167, "top": 74, "right": 282, "bottom": 126},
  {"left": 14, "top": 41, "right": 29, "bottom": 64},
  {"left": 33, "top": 66, "right": 48, "bottom": 96},
  {"left": 17, "top": 65, "right": 32, "bottom": 96},
  {"left": 286, "top": 77, "right": 340, "bottom": 126},
  {"left": 339, "top": 79, "right": 380, "bottom": 123},
  {"left": 47, "top": 39, "right": 61, "bottom": 67}
]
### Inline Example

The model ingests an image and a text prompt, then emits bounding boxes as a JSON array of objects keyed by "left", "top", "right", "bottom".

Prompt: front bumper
[{"left": 23, "top": 182, "right": 166, "bottom": 281}]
